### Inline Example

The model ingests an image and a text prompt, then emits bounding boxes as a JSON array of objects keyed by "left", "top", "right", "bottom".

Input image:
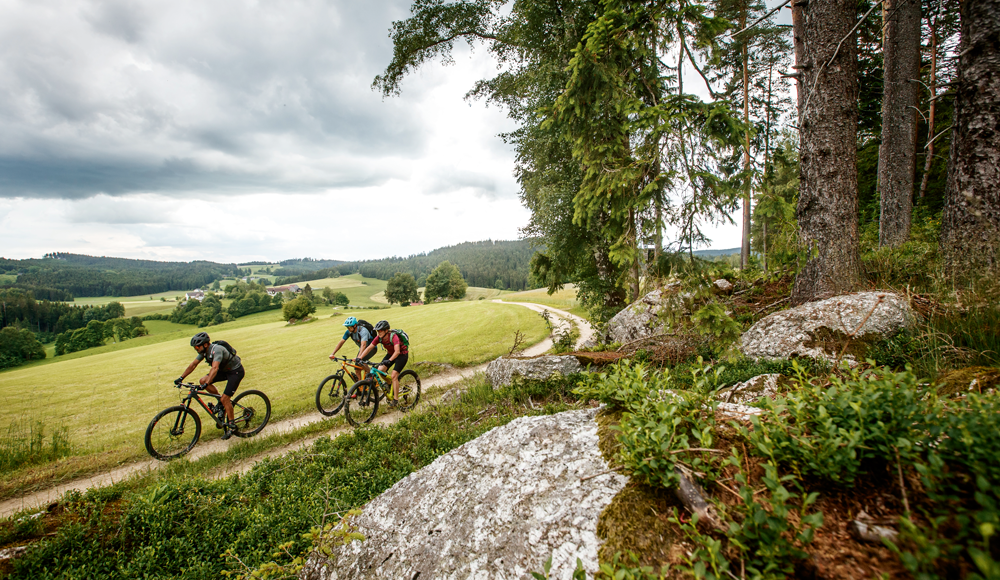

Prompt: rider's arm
[
  {"left": 358, "top": 338, "right": 375, "bottom": 360},
  {"left": 179, "top": 358, "right": 201, "bottom": 381},
  {"left": 331, "top": 338, "right": 347, "bottom": 358},
  {"left": 204, "top": 359, "right": 221, "bottom": 385},
  {"left": 358, "top": 339, "right": 369, "bottom": 356}
]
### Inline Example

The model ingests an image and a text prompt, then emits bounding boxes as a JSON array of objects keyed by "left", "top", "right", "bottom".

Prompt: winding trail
[{"left": 0, "top": 302, "right": 593, "bottom": 519}]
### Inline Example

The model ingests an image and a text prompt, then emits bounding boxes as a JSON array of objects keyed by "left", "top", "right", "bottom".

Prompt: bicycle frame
[
  {"left": 176, "top": 383, "right": 227, "bottom": 427},
  {"left": 358, "top": 361, "right": 395, "bottom": 401},
  {"left": 329, "top": 356, "right": 368, "bottom": 383}
]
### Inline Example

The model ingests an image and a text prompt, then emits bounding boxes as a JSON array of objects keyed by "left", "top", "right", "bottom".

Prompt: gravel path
[{"left": 0, "top": 302, "right": 590, "bottom": 519}]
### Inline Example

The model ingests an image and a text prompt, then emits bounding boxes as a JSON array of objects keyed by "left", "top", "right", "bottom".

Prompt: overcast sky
[{"left": 0, "top": 0, "right": 755, "bottom": 265}]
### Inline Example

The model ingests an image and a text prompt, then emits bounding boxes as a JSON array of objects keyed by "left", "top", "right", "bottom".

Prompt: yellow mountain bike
[{"left": 343, "top": 362, "right": 420, "bottom": 426}]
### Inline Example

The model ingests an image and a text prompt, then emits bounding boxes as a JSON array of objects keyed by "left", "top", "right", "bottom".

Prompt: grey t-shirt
[{"left": 197, "top": 342, "right": 242, "bottom": 372}]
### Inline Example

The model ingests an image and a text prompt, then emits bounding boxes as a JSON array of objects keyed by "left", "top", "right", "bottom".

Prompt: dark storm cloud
[
  {"left": 0, "top": 155, "right": 391, "bottom": 199},
  {"left": 0, "top": 0, "right": 424, "bottom": 200}
]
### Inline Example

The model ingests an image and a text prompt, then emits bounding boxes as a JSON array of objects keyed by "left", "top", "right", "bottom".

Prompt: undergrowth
[
  {"left": 0, "top": 375, "right": 583, "bottom": 580},
  {"left": 575, "top": 360, "right": 1000, "bottom": 579}
]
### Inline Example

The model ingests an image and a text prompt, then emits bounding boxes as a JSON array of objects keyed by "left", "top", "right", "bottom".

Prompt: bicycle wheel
[
  {"left": 231, "top": 390, "right": 271, "bottom": 437},
  {"left": 396, "top": 370, "right": 421, "bottom": 412},
  {"left": 145, "top": 406, "right": 201, "bottom": 460},
  {"left": 316, "top": 374, "right": 348, "bottom": 416},
  {"left": 344, "top": 379, "right": 378, "bottom": 427}
]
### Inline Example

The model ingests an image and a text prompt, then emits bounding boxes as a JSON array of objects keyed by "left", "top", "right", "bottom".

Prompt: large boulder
[
  {"left": 303, "top": 408, "right": 629, "bottom": 580},
  {"left": 486, "top": 355, "right": 585, "bottom": 388},
  {"left": 603, "top": 289, "right": 673, "bottom": 345},
  {"left": 740, "top": 292, "right": 915, "bottom": 364}
]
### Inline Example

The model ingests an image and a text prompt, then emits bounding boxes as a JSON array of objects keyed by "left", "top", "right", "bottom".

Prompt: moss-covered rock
[{"left": 936, "top": 366, "right": 1000, "bottom": 397}]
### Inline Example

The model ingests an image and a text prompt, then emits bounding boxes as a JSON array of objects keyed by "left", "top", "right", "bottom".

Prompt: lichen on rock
[
  {"left": 740, "top": 292, "right": 915, "bottom": 364},
  {"left": 303, "top": 408, "right": 629, "bottom": 580},
  {"left": 486, "top": 355, "right": 586, "bottom": 388}
]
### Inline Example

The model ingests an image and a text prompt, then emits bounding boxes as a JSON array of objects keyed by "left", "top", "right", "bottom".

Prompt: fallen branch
[{"left": 675, "top": 467, "right": 726, "bottom": 532}]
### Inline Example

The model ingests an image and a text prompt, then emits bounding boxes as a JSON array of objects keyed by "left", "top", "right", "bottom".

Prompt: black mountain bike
[
  {"left": 315, "top": 356, "right": 368, "bottom": 416},
  {"left": 145, "top": 382, "right": 271, "bottom": 460},
  {"left": 343, "top": 362, "right": 420, "bottom": 427}
]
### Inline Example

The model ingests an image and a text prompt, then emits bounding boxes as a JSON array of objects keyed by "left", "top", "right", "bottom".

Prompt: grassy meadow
[
  {"left": 293, "top": 273, "right": 388, "bottom": 308},
  {"left": 501, "top": 284, "right": 587, "bottom": 318},
  {"left": 0, "top": 299, "right": 548, "bottom": 499}
]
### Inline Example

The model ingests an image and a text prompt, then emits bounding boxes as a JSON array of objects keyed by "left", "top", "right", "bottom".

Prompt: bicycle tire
[
  {"left": 396, "top": 370, "right": 421, "bottom": 412},
  {"left": 344, "top": 379, "right": 378, "bottom": 427},
  {"left": 316, "top": 374, "right": 347, "bottom": 416},
  {"left": 145, "top": 406, "right": 201, "bottom": 460},
  {"left": 231, "top": 390, "right": 271, "bottom": 437}
]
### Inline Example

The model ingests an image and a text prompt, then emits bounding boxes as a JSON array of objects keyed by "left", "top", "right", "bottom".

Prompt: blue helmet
[{"left": 343, "top": 316, "right": 358, "bottom": 327}]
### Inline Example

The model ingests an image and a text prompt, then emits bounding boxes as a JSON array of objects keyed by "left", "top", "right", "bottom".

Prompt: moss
[
  {"left": 595, "top": 483, "right": 684, "bottom": 571},
  {"left": 595, "top": 408, "right": 624, "bottom": 470},
  {"left": 935, "top": 366, "right": 1000, "bottom": 397},
  {"left": 802, "top": 327, "right": 882, "bottom": 360},
  {"left": 594, "top": 408, "right": 684, "bottom": 572}
]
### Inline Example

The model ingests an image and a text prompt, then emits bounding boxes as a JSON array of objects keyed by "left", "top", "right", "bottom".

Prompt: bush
[{"left": 282, "top": 296, "right": 316, "bottom": 321}]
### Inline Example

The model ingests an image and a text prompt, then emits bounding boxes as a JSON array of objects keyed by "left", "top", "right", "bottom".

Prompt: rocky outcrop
[
  {"left": 713, "top": 279, "right": 734, "bottom": 294},
  {"left": 740, "top": 292, "right": 915, "bottom": 364},
  {"left": 303, "top": 408, "right": 629, "bottom": 580},
  {"left": 486, "top": 355, "right": 585, "bottom": 388},
  {"left": 603, "top": 289, "right": 673, "bottom": 345}
]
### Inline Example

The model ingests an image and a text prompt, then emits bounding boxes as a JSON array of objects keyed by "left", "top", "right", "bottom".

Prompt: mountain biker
[
  {"left": 330, "top": 316, "right": 375, "bottom": 379},
  {"left": 358, "top": 320, "right": 408, "bottom": 407},
  {"left": 175, "top": 332, "right": 244, "bottom": 440}
]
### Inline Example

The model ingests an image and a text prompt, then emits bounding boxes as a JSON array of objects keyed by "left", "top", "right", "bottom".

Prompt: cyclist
[
  {"left": 358, "top": 320, "right": 408, "bottom": 407},
  {"left": 330, "top": 316, "right": 375, "bottom": 380},
  {"left": 174, "top": 332, "right": 244, "bottom": 440}
]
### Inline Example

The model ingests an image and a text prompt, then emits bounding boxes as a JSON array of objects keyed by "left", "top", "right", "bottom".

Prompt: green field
[
  {"left": 293, "top": 273, "right": 388, "bottom": 308},
  {"left": 501, "top": 284, "right": 588, "bottom": 318},
  {"left": 372, "top": 286, "right": 511, "bottom": 304},
  {"left": 0, "top": 274, "right": 16, "bottom": 285},
  {"left": 0, "top": 300, "right": 548, "bottom": 496}
]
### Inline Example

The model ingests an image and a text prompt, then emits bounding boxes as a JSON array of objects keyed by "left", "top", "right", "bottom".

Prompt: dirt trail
[{"left": 0, "top": 302, "right": 586, "bottom": 519}]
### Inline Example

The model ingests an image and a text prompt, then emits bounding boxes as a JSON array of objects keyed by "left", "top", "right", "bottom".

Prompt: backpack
[
  {"left": 351, "top": 320, "right": 375, "bottom": 345},
  {"left": 390, "top": 329, "right": 409, "bottom": 347},
  {"left": 212, "top": 340, "right": 237, "bottom": 356}
]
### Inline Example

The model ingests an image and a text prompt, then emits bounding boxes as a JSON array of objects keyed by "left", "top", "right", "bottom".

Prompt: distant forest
[
  {"left": 276, "top": 240, "right": 535, "bottom": 290},
  {"left": 0, "top": 253, "right": 241, "bottom": 298}
]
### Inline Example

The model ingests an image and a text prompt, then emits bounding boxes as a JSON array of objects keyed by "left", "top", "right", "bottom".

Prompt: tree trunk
[
  {"left": 940, "top": 0, "right": 1000, "bottom": 283},
  {"left": 790, "top": 0, "right": 861, "bottom": 304},
  {"left": 878, "top": 0, "right": 922, "bottom": 247},
  {"left": 918, "top": 6, "right": 939, "bottom": 199},
  {"left": 740, "top": 8, "right": 752, "bottom": 270}
]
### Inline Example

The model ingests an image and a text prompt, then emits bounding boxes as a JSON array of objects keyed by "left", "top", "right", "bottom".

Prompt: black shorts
[
  {"left": 359, "top": 348, "right": 376, "bottom": 361},
  {"left": 379, "top": 353, "right": 408, "bottom": 374},
  {"left": 210, "top": 366, "right": 245, "bottom": 397}
]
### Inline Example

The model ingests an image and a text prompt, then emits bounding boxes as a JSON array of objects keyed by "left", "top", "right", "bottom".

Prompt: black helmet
[
  {"left": 190, "top": 332, "right": 210, "bottom": 347},
  {"left": 374, "top": 320, "right": 390, "bottom": 332}
]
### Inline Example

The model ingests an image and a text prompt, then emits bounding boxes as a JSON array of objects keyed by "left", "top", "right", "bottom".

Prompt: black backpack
[
  {"left": 352, "top": 320, "right": 375, "bottom": 344},
  {"left": 209, "top": 340, "right": 237, "bottom": 363}
]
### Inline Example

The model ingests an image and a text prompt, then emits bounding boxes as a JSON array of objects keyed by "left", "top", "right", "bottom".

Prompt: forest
[
  {"left": 276, "top": 239, "right": 534, "bottom": 290},
  {"left": 374, "top": 0, "right": 993, "bottom": 322},
  {"left": 0, "top": 253, "right": 242, "bottom": 298}
]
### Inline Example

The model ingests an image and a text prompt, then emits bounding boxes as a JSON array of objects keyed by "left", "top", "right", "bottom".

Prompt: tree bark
[
  {"left": 791, "top": 0, "right": 861, "bottom": 304},
  {"left": 740, "top": 8, "right": 752, "bottom": 270},
  {"left": 940, "top": 0, "right": 1000, "bottom": 283},
  {"left": 878, "top": 0, "right": 922, "bottom": 247},
  {"left": 918, "top": 5, "right": 939, "bottom": 199}
]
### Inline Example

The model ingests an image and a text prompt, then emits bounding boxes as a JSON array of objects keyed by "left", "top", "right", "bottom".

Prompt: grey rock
[
  {"left": 713, "top": 279, "right": 734, "bottom": 293},
  {"left": 740, "top": 292, "right": 915, "bottom": 364},
  {"left": 603, "top": 288, "right": 677, "bottom": 345},
  {"left": 486, "top": 355, "right": 585, "bottom": 388},
  {"left": 303, "top": 408, "right": 629, "bottom": 580}
]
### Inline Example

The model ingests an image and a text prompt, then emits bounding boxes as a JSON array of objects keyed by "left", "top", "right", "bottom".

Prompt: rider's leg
[
  {"left": 201, "top": 381, "right": 232, "bottom": 420},
  {"left": 390, "top": 369, "right": 400, "bottom": 398}
]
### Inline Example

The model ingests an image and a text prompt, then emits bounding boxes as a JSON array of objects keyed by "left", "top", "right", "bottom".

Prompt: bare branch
[{"left": 731, "top": 0, "right": 792, "bottom": 37}]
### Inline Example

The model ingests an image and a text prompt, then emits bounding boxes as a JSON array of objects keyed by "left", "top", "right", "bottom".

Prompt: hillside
[
  {"left": 0, "top": 254, "right": 241, "bottom": 298},
  {"left": 276, "top": 239, "right": 535, "bottom": 291}
]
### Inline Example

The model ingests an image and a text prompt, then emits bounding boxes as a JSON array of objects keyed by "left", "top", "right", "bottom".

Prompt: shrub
[{"left": 282, "top": 296, "right": 316, "bottom": 321}]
